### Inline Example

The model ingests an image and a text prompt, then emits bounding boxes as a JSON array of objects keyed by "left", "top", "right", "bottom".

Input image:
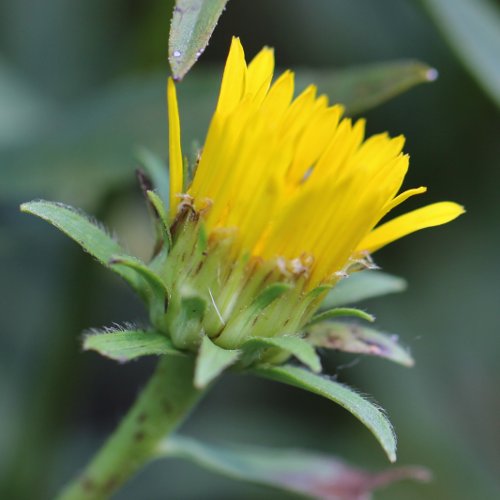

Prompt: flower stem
[{"left": 57, "top": 353, "right": 203, "bottom": 500}]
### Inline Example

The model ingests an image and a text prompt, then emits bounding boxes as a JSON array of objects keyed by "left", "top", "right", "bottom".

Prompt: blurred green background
[{"left": 1, "top": 0, "right": 499, "bottom": 498}]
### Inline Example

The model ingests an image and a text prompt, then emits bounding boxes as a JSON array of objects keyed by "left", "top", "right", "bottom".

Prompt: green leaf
[
  {"left": 109, "top": 255, "right": 169, "bottom": 325},
  {"left": 423, "top": 0, "right": 500, "bottom": 107},
  {"left": 306, "top": 322, "right": 414, "bottom": 367},
  {"left": 296, "top": 60, "right": 438, "bottom": 114},
  {"left": 242, "top": 336, "right": 321, "bottom": 373},
  {"left": 308, "top": 307, "right": 375, "bottom": 326},
  {"left": 83, "top": 329, "right": 183, "bottom": 362},
  {"left": 159, "top": 435, "right": 430, "bottom": 498},
  {"left": 322, "top": 271, "right": 407, "bottom": 308},
  {"left": 253, "top": 364, "right": 397, "bottom": 462},
  {"left": 20, "top": 200, "right": 145, "bottom": 297},
  {"left": 135, "top": 147, "right": 170, "bottom": 204},
  {"left": 169, "top": 0, "right": 230, "bottom": 80},
  {"left": 194, "top": 336, "right": 240, "bottom": 388}
]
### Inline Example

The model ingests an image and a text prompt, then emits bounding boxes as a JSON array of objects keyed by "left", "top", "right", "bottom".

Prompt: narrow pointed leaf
[
  {"left": 323, "top": 271, "right": 407, "bottom": 308},
  {"left": 146, "top": 190, "right": 173, "bottom": 261},
  {"left": 243, "top": 336, "right": 321, "bottom": 373},
  {"left": 83, "top": 329, "right": 183, "bottom": 362},
  {"left": 308, "top": 307, "right": 375, "bottom": 326},
  {"left": 169, "top": 0, "right": 230, "bottom": 80},
  {"left": 306, "top": 322, "right": 414, "bottom": 367},
  {"left": 110, "top": 255, "right": 169, "bottom": 323},
  {"left": 20, "top": 200, "right": 145, "bottom": 296},
  {"left": 110, "top": 255, "right": 168, "bottom": 296},
  {"left": 159, "top": 435, "right": 430, "bottom": 499},
  {"left": 297, "top": 60, "right": 438, "bottom": 114},
  {"left": 253, "top": 364, "right": 397, "bottom": 462},
  {"left": 423, "top": 0, "right": 500, "bottom": 107},
  {"left": 195, "top": 336, "right": 240, "bottom": 388}
]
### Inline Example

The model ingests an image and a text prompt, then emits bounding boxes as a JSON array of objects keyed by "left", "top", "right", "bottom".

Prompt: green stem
[{"left": 57, "top": 354, "right": 203, "bottom": 500}]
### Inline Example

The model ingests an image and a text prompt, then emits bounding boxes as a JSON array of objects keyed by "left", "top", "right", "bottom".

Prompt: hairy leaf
[
  {"left": 110, "top": 255, "right": 169, "bottom": 324},
  {"left": 253, "top": 364, "right": 397, "bottom": 462},
  {"left": 20, "top": 200, "right": 146, "bottom": 297},
  {"left": 83, "top": 329, "right": 182, "bottom": 362}
]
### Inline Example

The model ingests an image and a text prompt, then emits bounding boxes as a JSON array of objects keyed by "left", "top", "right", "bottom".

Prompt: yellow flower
[
  {"left": 163, "top": 37, "right": 463, "bottom": 349},
  {"left": 168, "top": 37, "right": 463, "bottom": 288}
]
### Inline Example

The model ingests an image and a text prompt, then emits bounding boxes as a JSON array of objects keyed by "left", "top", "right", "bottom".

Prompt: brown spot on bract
[{"left": 137, "top": 412, "right": 147, "bottom": 423}]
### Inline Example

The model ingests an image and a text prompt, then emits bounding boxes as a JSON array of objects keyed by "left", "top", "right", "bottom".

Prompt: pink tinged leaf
[
  {"left": 160, "top": 436, "right": 431, "bottom": 500},
  {"left": 306, "top": 321, "right": 414, "bottom": 367}
]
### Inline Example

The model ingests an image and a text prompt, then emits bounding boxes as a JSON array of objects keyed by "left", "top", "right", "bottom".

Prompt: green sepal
[
  {"left": 197, "top": 223, "right": 208, "bottom": 254},
  {"left": 167, "top": 293, "right": 207, "bottom": 350},
  {"left": 306, "top": 284, "right": 333, "bottom": 300},
  {"left": 146, "top": 190, "right": 173, "bottom": 250},
  {"left": 83, "top": 328, "right": 183, "bottom": 362},
  {"left": 306, "top": 321, "right": 414, "bottom": 367},
  {"left": 109, "top": 255, "right": 169, "bottom": 328},
  {"left": 215, "top": 283, "right": 293, "bottom": 348},
  {"left": 307, "top": 307, "right": 375, "bottom": 326},
  {"left": 158, "top": 435, "right": 430, "bottom": 498},
  {"left": 194, "top": 336, "right": 241, "bottom": 388},
  {"left": 250, "top": 283, "right": 293, "bottom": 313},
  {"left": 20, "top": 200, "right": 147, "bottom": 300},
  {"left": 241, "top": 336, "right": 321, "bottom": 373},
  {"left": 252, "top": 364, "right": 397, "bottom": 462},
  {"left": 169, "top": 0, "right": 229, "bottom": 80},
  {"left": 146, "top": 190, "right": 172, "bottom": 277},
  {"left": 322, "top": 270, "right": 407, "bottom": 308}
]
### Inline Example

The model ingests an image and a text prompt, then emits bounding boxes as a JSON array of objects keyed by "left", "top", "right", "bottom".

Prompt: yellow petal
[
  {"left": 357, "top": 202, "right": 465, "bottom": 253},
  {"left": 167, "top": 77, "right": 183, "bottom": 218},
  {"left": 260, "top": 70, "right": 295, "bottom": 123},
  {"left": 246, "top": 47, "right": 275, "bottom": 103},
  {"left": 381, "top": 186, "right": 427, "bottom": 216},
  {"left": 216, "top": 37, "right": 247, "bottom": 116}
]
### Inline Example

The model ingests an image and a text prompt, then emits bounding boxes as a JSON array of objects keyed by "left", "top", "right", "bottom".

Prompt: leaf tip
[{"left": 19, "top": 201, "right": 30, "bottom": 213}]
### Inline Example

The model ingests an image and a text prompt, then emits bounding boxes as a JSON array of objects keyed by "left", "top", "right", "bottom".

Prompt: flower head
[{"left": 163, "top": 37, "right": 463, "bottom": 350}]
